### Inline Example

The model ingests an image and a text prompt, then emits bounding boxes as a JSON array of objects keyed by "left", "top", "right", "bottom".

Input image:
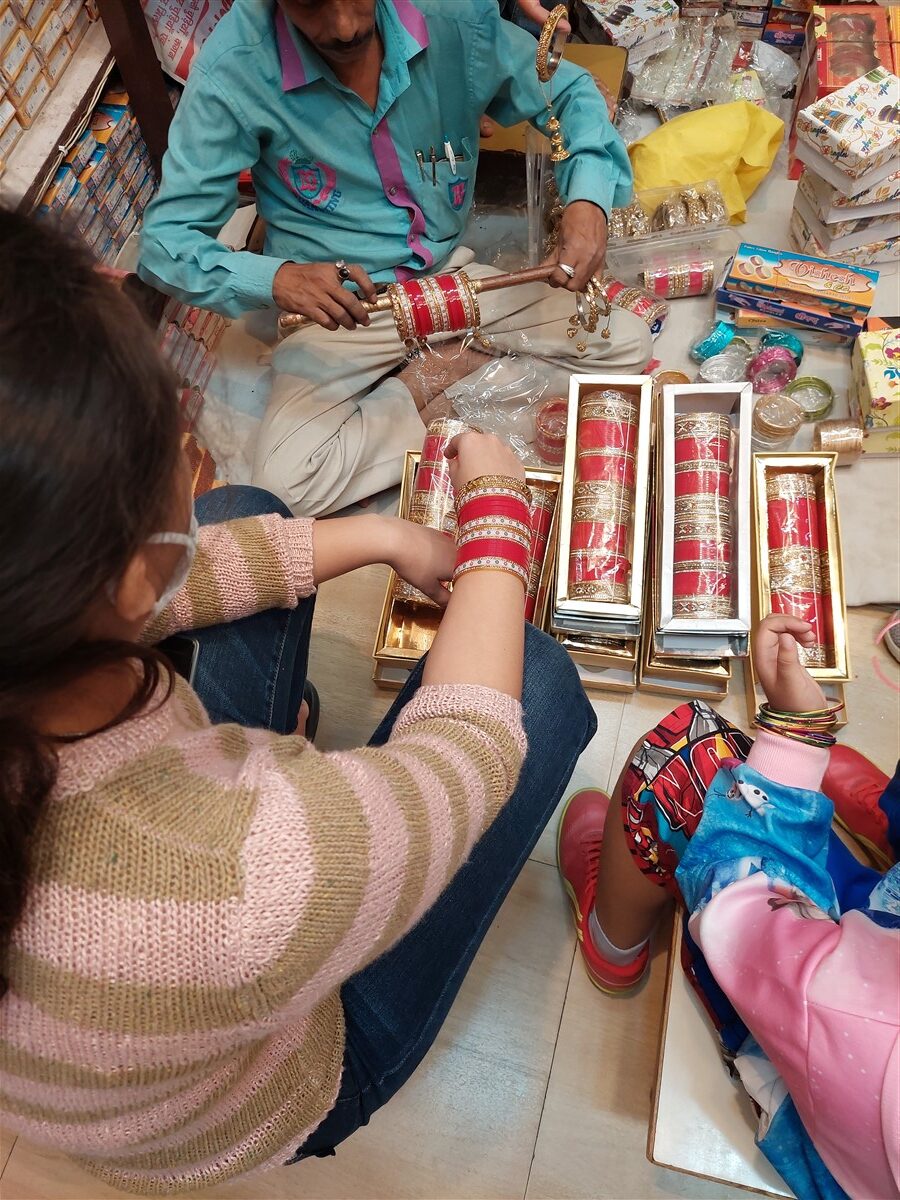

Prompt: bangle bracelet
[
  {"left": 452, "top": 558, "right": 529, "bottom": 589},
  {"left": 455, "top": 474, "right": 530, "bottom": 507}
]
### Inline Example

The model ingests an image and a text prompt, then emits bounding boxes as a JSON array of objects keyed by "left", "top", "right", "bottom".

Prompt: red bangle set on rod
[{"left": 388, "top": 271, "right": 483, "bottom": 345}]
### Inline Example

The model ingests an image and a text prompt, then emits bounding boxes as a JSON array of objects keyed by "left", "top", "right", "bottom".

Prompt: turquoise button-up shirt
[{"left": 138, "top": 0, "right": 633, "bottom": 317}]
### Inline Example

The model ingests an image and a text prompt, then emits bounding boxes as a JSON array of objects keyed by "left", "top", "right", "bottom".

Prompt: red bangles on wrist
[{"left": 453, "top": 474, "right": 531, "bottom": 589}]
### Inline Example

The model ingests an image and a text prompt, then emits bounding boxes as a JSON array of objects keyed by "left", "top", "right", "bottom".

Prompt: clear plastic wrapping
[
  {"left": 764, "top": 470, "right": 831, "bottom": 668},
  {"left": 607, "top": 181, "right": 729, "bottom": 248},
  {"left": 567, "top": 390, "right": 638, "bottom": 604},
  {"left": 671, "top": 412, "right": 735, "bottom": 619},
  {"left": 392, "top": 417, "right": 468, "bottom": 606}
]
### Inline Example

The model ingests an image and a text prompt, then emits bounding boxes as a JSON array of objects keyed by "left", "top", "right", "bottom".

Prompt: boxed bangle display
[
  {"left": 552, "top": 374, "right": 654, "bottom": 641},
  {"left": 655, "top": 381, "right": 753, "bottom": 658},
  {"left": 751, "top": 452, "right": 850, "bottom": 681},
  {"left": 639, "top": 520, "right": 731, "bottom": 700},
  {"left": 373, "top": 451, "right": 561, "bottom": 690}
]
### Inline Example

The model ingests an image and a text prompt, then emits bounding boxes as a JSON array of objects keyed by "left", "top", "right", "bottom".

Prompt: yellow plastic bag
[{"left": 628, "top": 101, "right": 784, "bottom": 222}]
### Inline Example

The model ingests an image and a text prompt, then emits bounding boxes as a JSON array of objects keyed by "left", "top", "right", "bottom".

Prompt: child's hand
[{"left": 753, "top": 614, "right": 828, "bottom": 714}]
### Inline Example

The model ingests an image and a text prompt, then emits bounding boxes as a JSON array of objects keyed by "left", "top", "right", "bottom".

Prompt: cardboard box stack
[
  {"left": 790, "top": 64, "right": 900, "bottom": 267},
  {"left": 576, "top": 0, "right": 680, "bottom": 66},
  {"left": 33, "top": 82, "right": 159, "bottom": 264},
  {"left": 763, "top": 0, "right": 813, "bottom": 52},
  {"left": 717, "top": 240, "right": 879, "bottom": 342},
  {"left": 722, "top": 0, "right": 770, "bottom": 41},
  {"left": 0, "top": 0, "right": 97, "bottom": 171}
]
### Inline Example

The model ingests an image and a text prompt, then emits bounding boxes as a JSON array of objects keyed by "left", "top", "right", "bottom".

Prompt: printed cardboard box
[
  {"left": 850, "top": 328, "right": 900, "bottom": 453},
  {"left": 795, "top": 66, "right": 900, "bottom": 192}
]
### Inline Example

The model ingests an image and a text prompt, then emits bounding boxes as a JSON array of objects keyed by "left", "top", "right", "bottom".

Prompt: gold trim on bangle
[{"left": 765, "top": 471, "right": 816, "bottom": 502}]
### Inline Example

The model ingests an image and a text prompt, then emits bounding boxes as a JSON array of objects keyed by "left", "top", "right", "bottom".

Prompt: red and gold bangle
[{"left": 452, "top": 474, "right": 532, "bottom": 590}]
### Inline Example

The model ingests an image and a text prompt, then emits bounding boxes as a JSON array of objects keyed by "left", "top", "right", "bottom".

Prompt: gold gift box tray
[
  {"left": 752, "top": 452, "right": 850, "bottom": 682},
  {"left": 743, "top": 649, "right": 848, "bottom": 732},
  {"left": 655, "top": 383, "right": 753, "bottom": 658},
  {"left": 557, "top": 631, "right": 639, "bottom": 693},
  {"left": 553, "top": 374, "right": 654, "bottom": 640},
  {"left": 640, "top": 574, "right": 731, "bottom": 700},
  {"left": 372, "top": 452, "right": 561, "bottom": 690}
]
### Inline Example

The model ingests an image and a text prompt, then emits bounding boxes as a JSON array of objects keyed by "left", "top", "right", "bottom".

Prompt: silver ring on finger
[
  {"left": 335, "top": 259, "right": 352, "bottom": 282},
  {"left": 558, "top": 263, "right": 576, "bottom": 279}
]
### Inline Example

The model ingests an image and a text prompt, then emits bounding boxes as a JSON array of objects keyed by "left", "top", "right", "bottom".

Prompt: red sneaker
[{"left": 557, "top": 788, "right": 650, "bottom": 994}]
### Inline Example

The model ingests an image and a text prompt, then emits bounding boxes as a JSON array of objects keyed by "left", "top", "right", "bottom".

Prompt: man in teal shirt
[{"left": 140, "top": 0, "right": 651, "bottom": 516}]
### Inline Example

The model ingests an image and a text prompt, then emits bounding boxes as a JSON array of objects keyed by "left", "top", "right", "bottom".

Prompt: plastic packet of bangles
[
  {"left": 751, "top": 454, "right": 850, "bottom": 680},
  {"left": 628, "top": 15, "right": 796, "bottom": 113},
  {"left": 606, "top": 180, "right": 729, "bottom": 248},
  {"left": 656, "top": 383, "right": 753, "bottom": 657},
  {"left": 373, "top": 448, "right": 563, "bottom": 687},
  {"left": 444, "top": 343, "right": 572, "bottom": 467},
  {"left": 552, "top": 375, "right": 654, "bottom": 643},
  {"left": 607, "top": 229, "right": 738, "bottom": 300}
]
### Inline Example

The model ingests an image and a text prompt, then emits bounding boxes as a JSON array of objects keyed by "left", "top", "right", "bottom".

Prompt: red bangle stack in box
[
  {"left": 524, "top": 483, "right": 557, "bottom": 621},
  {"left": 394, "top": 417, "right": 469, "bottom": 605},
  {"left": 568, "top": 390, "right": 637, "bottom": 604},
  {"left": 765, "top": 472, "right": 829, "bottom": 668},
  {"left": 672, "top": 412, "right": 735, "bottom": 619}
]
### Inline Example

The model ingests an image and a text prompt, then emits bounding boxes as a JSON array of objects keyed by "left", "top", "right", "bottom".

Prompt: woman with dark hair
[{"left": 0, "top": 210, "right": 595, "bottom": 1193}]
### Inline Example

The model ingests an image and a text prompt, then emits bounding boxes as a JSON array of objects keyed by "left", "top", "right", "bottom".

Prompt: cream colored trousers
[{"left": 252, "top": 247, "right": 653, "bottom": 517}]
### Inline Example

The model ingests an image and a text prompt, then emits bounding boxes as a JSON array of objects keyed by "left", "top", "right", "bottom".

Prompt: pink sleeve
[
  {"left": 745, "top": 729, "right": 829, "bottom": 793},
  {"left": 234, "top": 685, "right": 526, "bottom": 1018},
  {"left": 690, "top": 872, "right": 900, "bottom": 1200},
  {"left": 144, "top": 514, "right": 315, "bottom": 641}
]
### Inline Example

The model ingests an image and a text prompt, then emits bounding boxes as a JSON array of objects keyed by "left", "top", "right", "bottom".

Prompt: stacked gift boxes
[
  {"left": 0, "top": 0, "right": 96, "bottom": 168},
  {"left": 763, "top": 0, "right": 813, "bottom": 52},
  {"left": 34, "top": 82, "right": 159, "bottom": 264},
  {"left": 789, "top": 65, "right": 900, "bottom": 268},
  {"left": 157, "top": 297, "right": 230, "bottom": 433},
  {"left": 716, "top": 240, "right": 879, "bottom": 342},
  {"left": 575, "top": 0, "right": 680, "bottom": 67}
]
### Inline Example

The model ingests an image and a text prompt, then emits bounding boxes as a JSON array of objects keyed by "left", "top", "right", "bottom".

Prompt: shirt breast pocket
[{"left": 434, "top": 136, "right": 473, "bottom": 213}]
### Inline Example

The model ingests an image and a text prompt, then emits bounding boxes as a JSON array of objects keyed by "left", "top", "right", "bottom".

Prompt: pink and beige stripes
[{"left": 0, "top": 515, "right": 527, "bottom": 1194}]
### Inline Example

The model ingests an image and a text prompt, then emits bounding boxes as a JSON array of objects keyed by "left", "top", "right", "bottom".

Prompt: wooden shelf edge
[{"left": 1, "top": 21, "right": 115, "bottom": 213}]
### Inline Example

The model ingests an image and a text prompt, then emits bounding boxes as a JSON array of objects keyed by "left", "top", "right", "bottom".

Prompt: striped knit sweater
[{"left": 0, "top": 515, "right": 526, "bottom": 1194}]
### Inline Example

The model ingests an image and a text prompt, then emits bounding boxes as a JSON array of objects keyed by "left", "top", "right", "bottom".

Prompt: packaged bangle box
[
  {"left": 812, "top": 5, "right": 893, "bottom": 96},
  {"left": 552, "top": 374, "right": 654, "bottom": 641},
  {"left": 725, "top": 242, "right": 879, "bottom": 320},
  {"left": 373, "top": 450, "right": 562, "bottom": 690},
  {"left": 640, "top": 512, "right": 731, "bottom": 698},
  {"left": 655, "top": 382, "right": 753, "bottom": 658},
  {"left": 606, "top": 180, "right": 729, "bottom": 249},
  {"left": 752, "top": 453, "right": 850, "bottom": 680}
]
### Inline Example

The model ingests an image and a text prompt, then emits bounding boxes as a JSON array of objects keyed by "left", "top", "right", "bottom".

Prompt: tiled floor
[{"left": 2, "top": 578, "right": 897, "bottom": 1200}]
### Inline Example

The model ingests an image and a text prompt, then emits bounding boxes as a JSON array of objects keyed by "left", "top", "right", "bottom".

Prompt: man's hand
[
  {"left": 544, "top": 200, "right": 608, "bottom": 292},
  {"left": 388, "top": 522, "right": 457, "bottom": 608},
  {"left": 753, "top": 614, "right": 828, "bottom": 715},
  {"left": 272, "top": 261, "right": 378, "bottom": 331}
]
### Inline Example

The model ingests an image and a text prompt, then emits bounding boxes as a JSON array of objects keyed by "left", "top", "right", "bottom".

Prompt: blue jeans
[{"left": 188, "top": 485, "right": 597, "bottom": 1160}]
